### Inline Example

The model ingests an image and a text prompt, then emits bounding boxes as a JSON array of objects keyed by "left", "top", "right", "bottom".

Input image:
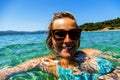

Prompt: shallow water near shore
[{"left": 0, "top": 31, "right": 120, "bottom": 79}]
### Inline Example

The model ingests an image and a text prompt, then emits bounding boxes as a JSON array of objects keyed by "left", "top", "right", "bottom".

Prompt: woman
[
  {"left": 45, "top": 11, "right": 118, "bottom": 80},
  {"left": 0, "top": 11, "right": 119, "bottom": 80}
]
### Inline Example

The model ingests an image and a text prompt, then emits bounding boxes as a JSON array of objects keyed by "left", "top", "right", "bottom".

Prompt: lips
[{"left": 62, "top": 46, "right": 73, "bottom": 50}]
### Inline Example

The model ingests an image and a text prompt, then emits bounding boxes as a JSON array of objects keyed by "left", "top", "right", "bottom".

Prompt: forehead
[{"left": 52, "top": 18, "right": 77, "bottom": 30}]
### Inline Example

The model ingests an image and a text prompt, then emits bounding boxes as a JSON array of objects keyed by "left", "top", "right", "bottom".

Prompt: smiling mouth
[
  {"left": 57, "top": 46, "right": 74, "bottom": 57},
  {"left": 62, "top": 46, "right": 73, "bottom": 50}
]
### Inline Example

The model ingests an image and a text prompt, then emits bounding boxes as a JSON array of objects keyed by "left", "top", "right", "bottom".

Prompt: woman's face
[{"left": 52, "top": 18, "right": 80, "bottom": 58}]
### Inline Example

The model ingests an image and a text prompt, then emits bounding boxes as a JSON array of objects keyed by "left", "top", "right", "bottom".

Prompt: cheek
[
  {"left": 52, "top": 38, "right": 56, "bottom": 48},
  {"left": 74, "top": 40, "right": 79, "bottom": 49},
  {"left": 73, "top": 40, "right": 79, "bottom": 45},
  {"left": 52, "top": 38, "right": 62, "bottom": 52},
  {"left": 77, "top": 40, "right": 80, "bottom": 47}
]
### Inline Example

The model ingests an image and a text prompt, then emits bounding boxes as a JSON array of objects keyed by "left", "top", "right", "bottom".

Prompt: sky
[{"left": 0, "top": 0, "right": 120, "bottom": 31}]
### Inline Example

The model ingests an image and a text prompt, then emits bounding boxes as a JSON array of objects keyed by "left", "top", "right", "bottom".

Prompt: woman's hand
[
  {"left": 98, "top": 66, "right": 120, "bottom": 80},
  {"left": 0, "top": 66, "right": 12, "bottom": 80}
]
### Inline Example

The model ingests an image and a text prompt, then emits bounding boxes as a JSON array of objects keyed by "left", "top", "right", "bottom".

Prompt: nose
[{"left": 63, "top": 34, "right": 72, "bottom": 42}]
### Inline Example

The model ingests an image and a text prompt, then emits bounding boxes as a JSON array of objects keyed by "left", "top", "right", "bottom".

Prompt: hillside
[
  {"left": 79, "top": 17, "right": 120, "bottom": 31},
  {"left": 0, "top": 30, "right": 47, "bottom": 35}
]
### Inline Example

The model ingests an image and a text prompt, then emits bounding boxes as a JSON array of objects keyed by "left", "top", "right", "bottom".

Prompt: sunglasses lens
[
  {"left": 52, "top": 29, "right": 81, "bottom": 41},
  {"left": 69, "top": 29, "right": 81, "bottom": 40},
  {"left": 53, "top": 30, "right": 66, "bottom": 41}
]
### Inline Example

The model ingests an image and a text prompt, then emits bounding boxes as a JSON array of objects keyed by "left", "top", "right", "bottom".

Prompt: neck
[
  {"left": 58, "top": 56, "right": 76, "bottom": 68},
  {"left": 52, "top": 51, "right": 76, "bottom": 68},
  {"left": 50, "top": 53, "right": 78, "bottom": 70}
]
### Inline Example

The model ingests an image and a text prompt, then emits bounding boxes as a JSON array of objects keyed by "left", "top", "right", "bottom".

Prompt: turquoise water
[{"left": 0, "top": 31, "right": 120, "bottom": 80}]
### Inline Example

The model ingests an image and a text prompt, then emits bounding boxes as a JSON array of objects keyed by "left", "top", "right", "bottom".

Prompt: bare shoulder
[
  {"left": 80, "top": 48, "right": 102, "bottom": 56},
  {"left": 74, "top": 48, "right": 101, "bottom": 72}
]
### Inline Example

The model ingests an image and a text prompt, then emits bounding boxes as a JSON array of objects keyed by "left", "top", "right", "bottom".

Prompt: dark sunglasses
[{"left": 52, "top": 29, "right": 81, "bottom": 41}]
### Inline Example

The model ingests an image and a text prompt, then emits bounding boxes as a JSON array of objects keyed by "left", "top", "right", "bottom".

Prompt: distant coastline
[
  {"left": 82, "top": 27, "right": 120, "bottom": 32},
  {"left": 0, "top": 30, "right": 47, "bottom": 35},
  {"left": 3, "top": 29, "right": 119, "bottom": 35},
  {"left": 1, "top": 17, "right": 120, "bottom": 35},
  {"left": 82, "top": 29, "right": 120, "bottom": 33}
]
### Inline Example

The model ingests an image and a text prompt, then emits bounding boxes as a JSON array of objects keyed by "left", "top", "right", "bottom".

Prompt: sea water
[{"left": 0, "top": 31, "right": 120, "bottom": 80}]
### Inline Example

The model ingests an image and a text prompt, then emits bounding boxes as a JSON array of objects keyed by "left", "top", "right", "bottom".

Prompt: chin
[
  {"left": 60, "top": 52, "right": 74, "bottom": 59},
  {"left": 56, "top": 48, "right": 76, "bottom": 58}
]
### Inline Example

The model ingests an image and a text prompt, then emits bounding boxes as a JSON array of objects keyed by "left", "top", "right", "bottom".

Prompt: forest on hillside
[{"left": 79, "top": 17, "right": 120, "bottom": 31}]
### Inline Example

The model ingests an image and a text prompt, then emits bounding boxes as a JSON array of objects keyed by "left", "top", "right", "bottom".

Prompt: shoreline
[{"left": 82, "top": 29, "right": 120, "bottom": 32}]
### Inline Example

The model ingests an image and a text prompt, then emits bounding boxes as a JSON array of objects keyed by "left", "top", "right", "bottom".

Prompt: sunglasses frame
[{"left": 52, "top": 28, "right": 81, "bottom": 41}]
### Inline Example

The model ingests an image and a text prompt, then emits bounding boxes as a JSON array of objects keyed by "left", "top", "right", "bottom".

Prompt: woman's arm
[
  {"left": 0, "top": 55, "right": 59, "bottom": 80},
  {"left": 0, "top": 57, "right": 42, "bottom": 80}
]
